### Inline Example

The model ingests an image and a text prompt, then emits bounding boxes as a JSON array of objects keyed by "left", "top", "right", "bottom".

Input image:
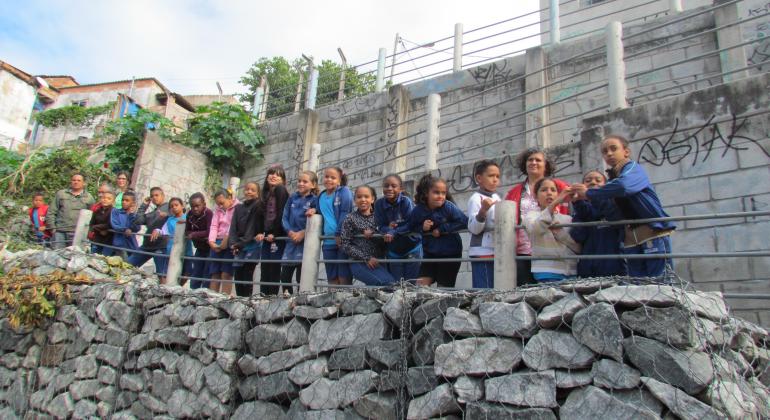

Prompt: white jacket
[
  {"left": 523, "top": 208, "right": 581, "bottom": 275},
  {"left": 467, "top": 190, "right": 501, "bottom": 257}
]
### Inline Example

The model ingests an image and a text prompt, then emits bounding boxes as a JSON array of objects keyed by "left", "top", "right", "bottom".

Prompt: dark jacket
[
  {"left": 310, "top": 186, "right": 354, "bottom": 236},
  {"left": 186, "top": 208, "right": 213, "bottom": 252},
  {"left": 403, "top": 201, "right": 468, "bottom": 256},
  {"left": 374, "top": 193, "right": 421, "bottom": 255},
  {"left": 134, "top": 201, "right": 169, "bottom": 250},
  {"left": 48, "top": 189, "right": 95, "bottom": 232},
  {"left": 340, "top": 210, "right": 387, "bottom": 261},
  {"left": 229, "top": 198, "right": 263, "bottom": 250},
  {"left": 282, "top": 192, "right": 315, "bottom": 233},
  {"left": 570, "top": 199, "right": 626, "bottom": 277},
  {"left": 261, "top": 185, "right": 289, "bottom": 237},
  {"left": 89, "top": 205, "right": 114, "bottom": 245}
]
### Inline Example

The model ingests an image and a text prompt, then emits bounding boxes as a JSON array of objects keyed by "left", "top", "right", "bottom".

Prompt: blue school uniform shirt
[
  {"left": 311, "top": 186, "right": 353, "bottom": 247},
  {"left": 110, "top": 208, "right": 138, "bottom": 251},
  {"left": 374, "top": 193, "right": 421, "bottom": 256},
  {"left": 32, "top": 208, "right": 43, "bottom": 239},
  {"left": 403, "top": 201, "right": 468, "bottom": 256},
  {"left": 570, "top": 199, "right": 626, "bottom": 277},
  {"left": 282, "top": 192, "right": 316, "bottom": 260}
]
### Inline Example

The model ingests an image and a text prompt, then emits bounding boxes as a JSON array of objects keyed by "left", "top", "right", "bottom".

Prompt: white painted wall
[{"left": 0, "top": 70, "right": 36, "bottom": 150}]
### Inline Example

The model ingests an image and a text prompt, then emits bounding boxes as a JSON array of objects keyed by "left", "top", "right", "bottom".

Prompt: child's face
[
  {"left": 583, "top": 171, "right": 606, "bottom": 189},
  {"left": 476, "top": 165, "right": 500, "bottom": 192},
  {"left": 323, "top": 169, "right": 341, "bottom": 192},
  {"left": 100, "top": 193, "right": 115, "bottom": 207},
  {"left": 215, "top": 195, "right": 232, "bottom": 209},
  {"left": 382, "top": 176, "right": 401, "bottom": 202},
  {"left": 150, "top": 190, "right": 165, "bottom": 206},
  {"left": 601, "top": 138, "right": 630, "bottom": 167},
  {"left": 266, "top": 171, "right": 284, "bottom": 188},
  {"left": 122, "top": 197, "right": 135, "bottom": 211},
  {"left": 355, "top": 188, "right": 374, "bottom": 213},
  {"left": 428, "top": 181, "right": 448, "bottom": 209},
  {"left": 97, "top": 185, "right": 111, "bottom": 199},
  {"left": 297, "top": 175, "right": 313, "bottom": 195},
  {"left": 170, "top": 201, "right": 184, "bottom": 216},
  {"left": 32, "top": 196, "right": 44, "bottom": 208},
  {"left": 189, "top": 198, "right": 205, "bottom": 215},
  {"left": 243, "top": 183, "right": 259, "bottom": 200},
  {"left": 536, "top": 180, "right": 559, "bottom": 208}
]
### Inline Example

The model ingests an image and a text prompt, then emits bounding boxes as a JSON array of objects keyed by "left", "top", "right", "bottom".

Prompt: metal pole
[
  {"left": 494, "top": 201, "right": 518, "bottom": 290},
  {"left": 165, "top": 221, "right": 186, "bottom": 286},
  {"left": 549, "top": 0, "right": 560, "bottom": 44},
  {"left": 306, "top": 69, "right": 319, "bottom": 110},
  {"left": 299, "top": 214, "right": 323, "bottom": 293},
  {"left": 669, "top": 0, "right": 683, "bottom": 13},
  {"left": 425, "top": 93, "right": 441, "bottom": 171},
  {"left": 308, "top": 143, "right": 322, "bottom": 173},
  {"left": 294, "top": 65, "right": 304, "bottom": 113},
  {"left": 337, "top": 48, "right": 347, "bottom": 102},
  {"left": 72, "top": 209, "right": 93, "bottom": 249},
  {"left": 390, "top": 33, "right": 400, "bottom": 82},
  {"left": 375, "top": 48, "right": 387, "bottom": 91},
  {"left": 453, "top": 24, "right": 463, "bottom": 72},
  {"left": 606, "top": 21, "right": 628, "bottom": 110}
]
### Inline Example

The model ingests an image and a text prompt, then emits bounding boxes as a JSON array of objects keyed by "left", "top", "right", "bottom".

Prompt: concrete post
[
  {"left": 524, "top": 46, "right": 551, "bottom": 148},
  {"left": 714, "top": 0, "right": 749, "bottom": 82},
  {"left": 308, "top": 143, "right": 322, "bottom": 174},
  {"left": 382, "top": 85, "right": 411, "bottom": 175},
  {"left": 549, "top": 0, "right": 560, "bottom": 44},
  {"left": 299, "top": 214, "right": 323, "bottom": 293},
  {"left": 669, "top": 0, "right": 683, "bottom": 13},
  {"left": 305, "top": 69, "right": 319, "bottom": 110},
  {"left": 294, "top": 68, "right": 304, "bottom": 113},
  {"left": 228, "top": 177, "right": 241, "bottom": 196},
  {"left": 606, "top": 21, "right": 628, "bottom": 111},
  {"left": 453, "top": 23, "right": 463, "bottom": 72},
  {"left": 337, "top": 48, "right": 347, "bottom": 102},
  {"left": 297, "top": 110, "right": 320, "bottom": 172},
  {"left": 72, "top": 209, "right": 92, "bottom": 249},
  {"left": 494, "top": 201, "right": 518, "bottom": 290},
  {"left": 252, "top": 86, "right": 264, "bottom": 119},
  {"left": 390, "top": 33, "right": 400, "bottom": 83},
  {"left": 165, "top": 221, "right": 187, "bottom": 287},
  {"left": 425, "top": 93, "right": 441, "bottom": 171},
  {"left": 260, "top": 82, "right": 270, "bottom": 122},
  {"left": 376, "top": 48, "right": 387, "bottom": 91}
]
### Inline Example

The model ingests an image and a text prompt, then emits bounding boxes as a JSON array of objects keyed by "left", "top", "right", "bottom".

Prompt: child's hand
[
  {"left": 158, "top": 211, "right": 168, "bottom": 218},
  {"left": 144, "top": 197, "right": 151, "bottom": 205},
  {"left": 480, "top": 197, "right": 498, "bottom": 212},
  {"left": 293, "top": 231, "right": 305, "bottom": 244},
  {"left": 305, "top": 209, "right": 316, "bottom": 217},
  {"left": 231, "top": 246, "right": 239, "bottom": 255},
  {"left": 255, "top": 233, "right": 265, "bottom": 242},
  {"left": 384, "top": 233, "right": 394, "bottom": 243},
  {"left": 422, "top": 220, "right": 434, "bottom": 232},
  {"left": 366, "top": 257, "right": 379, "bottom": 269},
  {"left": 150, "top": 229, "right": 161, "bottom": 241},
  {"left": 432, "top": 228, "right": 441, "bottom": 238},
  {"left": 124, "top": 229, "right": 132, "bottom": 236},
  {"left": 266, "top": 234, "right": 275, "bottom": 242},
  {"left": 209, "top": 241, "right": 219, "bottom": 251},
  {"left": 389, "top": 221, "right": 398, "bottom": 229},
  {"left": 335, "top": 236, "right": 341, "bottom": 247},
  {"left": 363, "top": 229, "right": 374, "bottom": 238},
  {"left": 571, "top": 183, "right": 588, "bottom": 200},
  {"left": 38, "top": 226, "right": 46, "bottom": 232}
]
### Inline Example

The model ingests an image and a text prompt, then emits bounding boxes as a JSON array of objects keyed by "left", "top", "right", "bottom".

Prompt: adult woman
[
  {"left": 504, "top": 148, "right": 569, "bottom": 285},
  {"left": 114, "top": 171, "right": 131, "bottom": 209}
]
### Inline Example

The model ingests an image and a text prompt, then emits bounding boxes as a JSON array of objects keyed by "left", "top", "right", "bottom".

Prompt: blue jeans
[
  {"left": 471, "top": 258, "right": 494, "bottom": 289},
  {"left": 187, "top": 248, "right": 210, "bottom": 289},
  {"left": 91, "top": 244, "right": 114, "bottom": 257},
  {"left": 624, "top": 236, "right": 672, "bottom": 279},
  {"left": 53, "top": 231, "right": 74, "bottom": 249},
  {"left": 350, "top": 263, "right": 396, "bottom": 286},
  {"left": 386, "top": 247, "right": 421, "bottom": 282},
  {"left": 322, "top": 246, "right": 351, "bottom": 281},
  {"left": 128, "top": 248, "right": 167, "bottom": 275}
]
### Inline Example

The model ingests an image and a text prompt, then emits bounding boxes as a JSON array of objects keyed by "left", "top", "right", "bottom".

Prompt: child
[
  {"left": 307, "top": 167, "right": 353, "bottom": 286},
  {"left": 572, "top": 134, "right": 675, "bottom": 278},
  {"left": 208, "top": 189, "right": 239, "bottom": 295},
  {"left": 467, "top": 160, "right": 501, "bottom": 288},
  {"left": 280, "top": 171, "right": 318, "bottom": 289},
  {"left": 374, "top": 174, "right": 421, "bottom": 282},
  {"left": 340, "top": 186, "right": 395, "bottom": 286},
  {"left": 523, "top": 178, "right": 581, "bottom": 282},
  {"left": 128, "top": 187, "right": 169, "bottom": 270},
  {"left": 569, "top": 171, "right": 626, "bottom": 277},
  {"left": 406, "top": 174, "right": 468, "bottom": 288},
  {"left": 28, "top": 193, "right": 51, "bottom": 246},
  {"left": 156, "top": 197, "right": 190, "bottom": 283},
  {"left": 185, "top": 193, "right": 214, "bottom": 289},
  {"left": 111, "top": 191, "right": 139, "bottom": 259},
  {"left": 89, "top": 190, "right": 116, "bottom": 256},
  {"left": 256, "top": 165, "right": 290, "bottom": 295},
  {"left": 230, "top": 182, "right": 263, "bottom": 297}
]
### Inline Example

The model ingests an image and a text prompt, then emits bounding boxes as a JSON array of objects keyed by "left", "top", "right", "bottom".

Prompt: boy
[
  {"left": 28, "top": 193, "right": 51, "bottom": 246},
  {"left": 89, "top": 191, "right": 116, "bottom": 255},
  {"left": 572, "top": 134, "right": 675, "bottom": 279},
  {"left": 111, "top": 191, "right": 139, "bottom": 260}
]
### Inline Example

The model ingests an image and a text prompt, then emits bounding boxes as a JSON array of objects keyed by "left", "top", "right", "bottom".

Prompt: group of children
[{"left": 29, "top": 134, "right": 674, "bottom": 293}]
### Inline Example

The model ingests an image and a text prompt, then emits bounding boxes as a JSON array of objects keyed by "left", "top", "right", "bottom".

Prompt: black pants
[
  {"left": 516, "top": 255, "right": 536, "bottom": 286},
  {"left": 280, "top": 264, "right": 302, "bottom": 290},
  {"left": 234, "top": 262, "right": 257, "bottom": 297}
]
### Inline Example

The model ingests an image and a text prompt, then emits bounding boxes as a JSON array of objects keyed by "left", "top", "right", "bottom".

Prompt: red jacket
[
  {"left": 504, "top": 178, "right": 570, "bottom": 224},
  {"left": 28, "top": 205, "right": 52, "bottom": 239}
]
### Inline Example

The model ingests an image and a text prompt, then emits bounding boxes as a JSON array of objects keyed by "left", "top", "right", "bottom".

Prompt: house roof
[{"left": 0, "top": 60, "right": 35, "bottom": 86}]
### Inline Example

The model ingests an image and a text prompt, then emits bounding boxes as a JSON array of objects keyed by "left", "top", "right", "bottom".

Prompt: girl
[
  {"left": 340, "top": 186, "right": 395, "bottom": 286},
  {"left": 406, "top": 174, "right": 468, "bottom": 288},
  {"left": 185, "top": 193, "right": 213, "bottom": 289},
  {"left": 467, "top": 160, "right": 501, "bottom": 288},
  {"left": 208, "top": 189, "right": 239, "bottom": 295},
  {"left": 156, "top": 197, "right": 190, "bottom": 284},
  {"left": 307, "top": 167, "right": 353, "bottom": 286},
  {"left": 229, "top": 182, "right": 263, "bottom": 297},
  {"left": 374, "top": 174, "right": 421, "bottom": 282},
  {"left": 523, "top": 178, "right": 581, "bottom": 282},
  {"left": 256, "top": 165, "right": 290, "bottom": 295},
  {"left": 280, "top": 171, "right": 318, "bottom": 289}
]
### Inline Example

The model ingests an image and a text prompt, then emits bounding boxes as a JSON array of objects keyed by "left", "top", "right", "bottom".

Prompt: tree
[{"left": 101, "top": 109, "right": 176, "bottom": 175}]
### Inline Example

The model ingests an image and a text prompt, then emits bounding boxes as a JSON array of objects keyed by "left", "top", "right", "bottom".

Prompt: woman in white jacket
[{"left": 467, "top": 160, "right": 502, "bottom": 288}]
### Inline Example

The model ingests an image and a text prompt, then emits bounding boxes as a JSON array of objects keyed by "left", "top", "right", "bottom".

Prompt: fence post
[
  {"left": 494, "top": 201, "right": 518, "bottom": 290},
  {"left": 549, "top": 0, "right": 560, "bottom": 44},
  {"left": 525, "top": 46, "right": 551, "bottom": 148},
  {"left": 294, "top": 65, "right": 304, "bottom": 113},
  {"left": 165, "top": 221, "right": 186, "bottom": 287},
  {"left": 376, "top": 48, "right": 387, "bottom": 91},
  {"left": 714, "top": 0, "right": 749, "bottom": 82},
  {"left": 72, "top": 209, "right": 92, "bottom": 249},
  {"left": 252, "top": 85, "right": 264, "bottom": 119},
  {"left": 299, "top": 214, "right": 323, "bottom": 293},
  {"left": 606, "top": 21, "right": 628, "bottom": 111},
  {"left": 426, "top": 93, "right": 441, "bottom": 170},
  {"left": 337, "top": 48, "right": 347, "bottom": 102},
  {"left": 453, "top": 23, "right": 463, "bottom": 72},
  {"left": 229, "top": 177, "right": 241, "bottom": 196},
  {"left": 306, "top": 68, "right": 319, "bottom": 110},
  {"left": 669, "top": 0, "right": 683, "bottom": 13},
  {"left": 260, "top": 81, "right": 270, "bottom": 122},
  {"left": 308, "top": 143, "right": 322, "bottom": 173}
]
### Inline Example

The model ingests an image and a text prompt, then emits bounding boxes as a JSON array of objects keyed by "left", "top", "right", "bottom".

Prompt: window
[
  {"left": 582, "top": 0, "right": 607, "bottom": 6},
  {"left": 72, "top": 100, "right": 88, "bottom": 107}
]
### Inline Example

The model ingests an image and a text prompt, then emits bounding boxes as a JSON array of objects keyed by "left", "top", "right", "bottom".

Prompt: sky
[{"left": 0, "top": 0, "right": 542, "bottom": 96}]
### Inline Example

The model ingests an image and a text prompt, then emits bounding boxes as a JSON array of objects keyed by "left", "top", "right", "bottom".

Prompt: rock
[
  {"left": 694, "top": 317, "right": 735, "bottom": 347},
  {"left": 591, "top": 359, "right": 641, "bottom": 389},
  {"left": 203, "top": 362, "right": 235, "bottom": 403},
  {"left": 168, "top": 304, "right": 196, "bottom": 325},
  {"left": 434, "top": 337, "right": 522, "bottom": 377},
  {"left": 560, "top": 278, "right": 617, "bottom": 293},
  {"left": 22, "top": 345, "right": 40, "bottom": 368},
  {"left": 308, "top": 313, "right": 390, "bottom": 353},
  {"left": 218, "top": 300, "right": 253, "bottom": 319},
  {"left": 114, "top": 391, "right": 137, "bottom": 410},
  {"left": 407, "top": 366, "right": 439, "bottom": 396},
  {"left": 465, "top": 402, "right": 556, "bottom": 419},
  {"left": 136, "top": 348, "right": 177, "bottom": 371},
  {"left": 443, "top": 307, "right": 485, "bottom": 336},
  {"left": 705, "top": 379, "right": 754, "bottom": 419},
  {"left": 300, "top": 370, "right": 378, "bottom": 410},
  {"left": 152, "top": 326, "right": 193, "bottom": 347},
  {"left": 190, "top": 340, "right": 216, "bottom": 364},
  {"left": 166, "top": 389, "right": 202, "bottom": 418},
  {"left": 411, "top": 316, "right": 450, "bottom": 366},
  {"left": 382, "top": 289, "right": 409, "bottom": 326},
  {"left": 624, "top": 336, "right": 713, "bottom": 395},
  {"left": 66, "top": 255, "right": 88, "bottom": 273},
  {"left": 560, "top": 386, "right": 657, "bottom": 420},
  {"left": 341, "top": 296, "right": 381, "bottom": 315},
  {"left": 47, "top": 322, "right": 68, "bottom": 344},
  {"left": 95, "top": 385, "right": 115, "bottom": 402},
  {"left": 193, "top": 306, "right": 222, "bottom": 323},
  {"left": 104, "top": 327, "right": 130, "bottom": 347},
  {"left": 523, "top": 287, "right": 569, "bottom": 308},
  {"left": 216, "top": 350, "right": 238, "bottom": 373},
  {"left": 354, "top": 392, "right": 398, "bottom": 420},
  {"left": 295, "top": 291, "right": 352, "bottom": 308},
  {"left": 366, "top": 340, "right": 406, "bottom": 368},
  {"left": 238, "top": 375, "right": 260, "bottom": 401},
  {"left": 412, "top": 296, "right": 466, "bottom": 325},
  {"left": 522, "top": 330, "right": 595, "bottom": 370},
  {"left": 406, "top": 384, "right": 461, "bottom": 419},
  {"left": 293, "top": 305, "right": 338, "bottom": 320},
  {"left": 150, "top": 370, "right": 181, "bottom": 401},
  {"left": 256, "top": 345, "right": 314, "bottom": 375},
  {"left": 30, "top": 388, "right": 53, "bottom": 411},
  {"left": 289, "top": 357, "right": 329, "bottom": 385},
  {"left": 237, "top": 354, "right": 259, "bottom": 376},
  {"left": 94, "top": 343, "right": 125, "bottom": 368},
  {"left": 257, "top": 371, "right": 300, "bottom": 401},
  {"left": 49, "top": 372, "right": 75, "bottom": 393},
  {"left": 74, "top": 311, "right": 98, "bottom": 342},
  {"left": 74, "top": 355, "right": 98, "bottom": 379},
  {"left": 685, "top": 291, "right": 729, "bottom": 321},
  {"left": 479, "top": 301, "right": 538, "bottom": 337},
  {"left": 119, "top": 374, "right": 145, "bottom": 392},
  {"left": 253, "top": 298, "right": 295, "bottom": 323},
  {"left": 620, "top": 306, "right": 696, "bottom": 348},
  {"left": 97, "top": 366, "right": 117, "bottom": 385},
  {"left": 98, "top": 300, "right": 140, "bottom": 331},
  {"left": 555, "top": 369, "right": 594, "bottom": 388},
  {"left": 232, "top": 401, "right": 287, "bottom": 420},
  {"left": 40, "top": 344, "right": 67, "bottom": 366},
  {"left": 642, "top": 377, "right": 723, "bottom": 420},
  {"left": 588, "top": 285, "right": 678, "bottom": 307},
  {"left": 206, "top": 319, "right": 244, "bottom": 350},
  {"left": 612, "top": 389, "right": 665, "bottom": 418},
  {"left": 97, "top": 401, "right": 113, "bottom": 417},
  {"left": 537, "top": 293, "right": 586, "bottom": 328},
  {"left": 328, "top": 345, "right": 369, "bottom": 370},
  {"left": 572, "top": 303, "right": 624, "bottom": 361},
  {"left": 245, "top": 318, "right": 309, "bottom": 356},
  {"left": 127, "top": 333, "right": 150, "bottom": 353},
  {"left": 453, "top": 376, "right": 484, "bottom": 403},
  {"left": 139, "top": 393, "right": 168, "bottom": 414},
  {"left": 485, "top": 371, "right": 557, "bottom": 407},
  {"left": 48, "top": 392, "right": 75, "bottom": 419}
]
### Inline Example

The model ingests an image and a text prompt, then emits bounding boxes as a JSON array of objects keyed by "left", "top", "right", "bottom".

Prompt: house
[{"left": 0, "top": 61, "right": 59, "bottom": 151}]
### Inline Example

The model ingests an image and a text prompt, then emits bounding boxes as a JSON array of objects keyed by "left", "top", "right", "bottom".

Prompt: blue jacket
[
  {"left": 374, "top": 193, "right": 421, "bottom": 255},
  {"left": 587, "top": 160, "right": 676, "bottom": 231},
  {"left": 283, "top": 192, "right": 316, "bottom": 233},
  {"left": 404, "top": 201, "right": 468, "bottom": 256},
  {"left": 311, "top": 186, "right": 353, "bottom": 236},
  {"left": 570, "top": 199, "right": 626, "bottom": 277},
  {"left": 110, "top": 208, "right": 138, "bottom": 251}
]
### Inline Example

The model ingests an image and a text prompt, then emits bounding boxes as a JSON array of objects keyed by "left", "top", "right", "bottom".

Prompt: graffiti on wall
[{"left": 467, "top": 61, "right": 515, "bottom": 89}]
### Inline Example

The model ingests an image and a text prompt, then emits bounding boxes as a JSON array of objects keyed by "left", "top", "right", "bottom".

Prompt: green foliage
[
  {"left": 34, "top": 103, "right": 114, "bottom": 128},
  {"left": 101, "top": 109, "right": 176, "bottom": 174},
  {"left": 240, "top": 56, "right": 376, "bottom": 118},
  {"left": 0, "top": 269, "right": 87, "bottom": 329},
  {"left": 0, "top": 148, "right": 24, "bottom": 180},
  {"left": 182, "top": 102, "right": 264, "bottom": 175}
]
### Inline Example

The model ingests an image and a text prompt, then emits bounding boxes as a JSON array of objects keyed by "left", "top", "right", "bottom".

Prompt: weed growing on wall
[
  {"left": 34, "top": 103, "right": 114, "bottom": 128},
  {"left": 101, "top": 109, "right": 176, "bottom": 174}
]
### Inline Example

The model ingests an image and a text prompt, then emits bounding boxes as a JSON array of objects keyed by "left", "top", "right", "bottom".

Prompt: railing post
[
  {"left": 308, "top": 143, "right": 322, "bottom": 174},
  {"left": 549, "top": 0, "right": 560, "bottom": 44},
  {"left": 376, "top": 48, "right": 387, "bottom": 91},
  {"left": 426, "top": 93, "right": 441, "bottom": 171},
  {"left": 252, "top": 85, "right": 264, "bottom": 119},
  {"left": 337, "top": 48, "right": 347, "bottom": 102},
  {"left": 72, "top": 209, "right": 92, "bottom": 249},
  {"left": 260, "top": 81, "right": 270, "bottom": 122},
  {"left": 453, "top": 23, "right": 463, "bottom": 72},
  {"left": 494, "top": 201, "right": 518, "bottom": 290},
  {"left": 299, "top": 214, "right": 323, "bottom": 293},
  {"left": 305, "top": 69, "right": 319, "bottom": 110},
  {"left": 669, "top": 0, "right": 683, "bottom": 13},
  {"left": 714, "top": 0, "right": 749, "bottom": 82},
  {"left": 229, "top": 177, "right": 241, "bottom": 196},
  {"left": 165, "top": 221, "right": 186, "bottom": 287},
  {"left": 606, "top": 21, "right": 628, "bottom": 111}
]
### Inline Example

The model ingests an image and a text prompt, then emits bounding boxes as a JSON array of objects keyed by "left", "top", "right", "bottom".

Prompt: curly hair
[{"left": 515, "top": 147, "right": 556, "bottom": 177}]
